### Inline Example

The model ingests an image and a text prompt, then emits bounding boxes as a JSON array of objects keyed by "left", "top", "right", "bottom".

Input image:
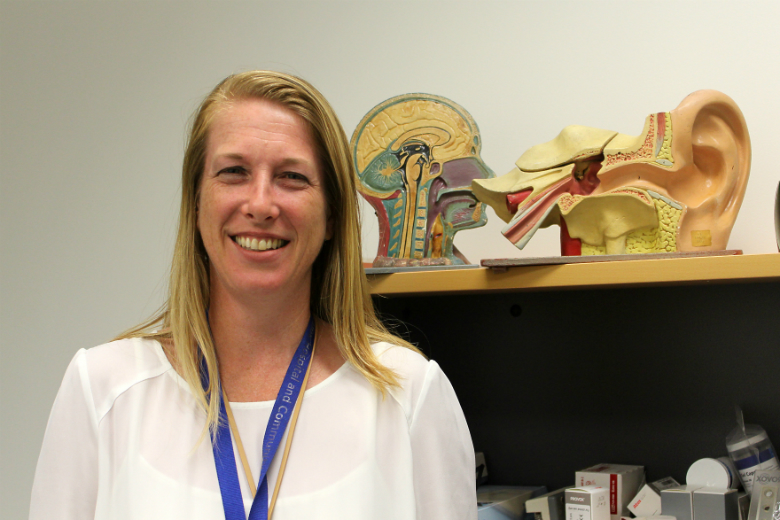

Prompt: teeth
[{"left": 236, "top": 236, "right": 285, "bottom": 252}]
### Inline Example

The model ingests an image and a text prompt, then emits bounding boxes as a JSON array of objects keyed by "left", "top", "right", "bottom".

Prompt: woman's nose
[{"left": 243, "top": 177, "right": 280, "bottom": 221}]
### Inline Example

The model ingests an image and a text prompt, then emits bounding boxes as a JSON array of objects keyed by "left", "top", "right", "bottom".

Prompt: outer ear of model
[
  {"left": 473, "top": 90, "right": 751, "bottom": 256},
  {"left": 352, "top": 94, "right": 494, "bottom": 267}
]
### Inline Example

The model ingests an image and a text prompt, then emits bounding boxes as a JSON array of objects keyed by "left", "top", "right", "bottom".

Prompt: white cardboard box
[
  {"left": 628, "top": 476, "right": 681, "bottom": 517},
  {"left": 692, "top": 487, "right": 739, "bottom": 520},
  {"left": 661, "top": 485, "right": 701, "bottom": 520},
  {"left": 575, "top": 464, "right": 645, "bottom": 519},
  {"left": 566, "top": 486, "right": 609, "bottom": 520}
]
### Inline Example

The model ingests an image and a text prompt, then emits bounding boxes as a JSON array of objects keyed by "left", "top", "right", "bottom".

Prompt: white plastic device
[{"left": 749, "top": 471, "right": 780, "bottom": 520}]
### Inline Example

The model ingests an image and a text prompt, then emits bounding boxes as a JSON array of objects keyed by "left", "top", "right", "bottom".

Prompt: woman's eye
[
  {"left": 218, "top": 166, "right": 246, "bottom": 176},
  {"left": 281, "top": 172, "right": 309, "bottom": 184}
]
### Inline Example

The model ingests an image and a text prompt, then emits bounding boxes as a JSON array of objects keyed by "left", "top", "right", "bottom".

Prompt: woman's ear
[
  {"left": 324, "top": 203, "right": 334, "bottom": 241},
  {"left": 325, "top": 218, "right": 334, "bottom": 241},
  {"left": 671, "top": 90, "right": 751, "bottom": 250}
]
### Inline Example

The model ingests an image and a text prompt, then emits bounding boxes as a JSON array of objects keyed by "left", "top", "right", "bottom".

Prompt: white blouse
[{"left": 30, "top": 338, "right": 476, "bottom": 520}]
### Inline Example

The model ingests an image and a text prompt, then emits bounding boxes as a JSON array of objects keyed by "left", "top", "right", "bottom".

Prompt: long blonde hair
[{"left": 118, "top": 71, "right": 418, "bottom": 434}]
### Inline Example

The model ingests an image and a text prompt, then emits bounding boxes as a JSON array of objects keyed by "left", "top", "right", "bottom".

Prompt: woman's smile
[{"left": 232, "top": 235, "right": 289, "bottom": 252}]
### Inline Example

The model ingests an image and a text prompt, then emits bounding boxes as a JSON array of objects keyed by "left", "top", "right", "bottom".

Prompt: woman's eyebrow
[
  {"left": 213, "top": 152, "right": 245, "bottom": 162},
  {"left": 212, "top": 154, "right": 312, "bottom": 166},
  {"left": 278, "top": 157, "right": 315, "bottom": 168}
]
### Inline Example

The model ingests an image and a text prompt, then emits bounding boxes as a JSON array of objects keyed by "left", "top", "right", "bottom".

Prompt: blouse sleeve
[
  {"left": 30, "top": 349, "right": 99, "bottom": 520},
  {"left": 409, "top": 360, "right": 477, "bottom": 520}
]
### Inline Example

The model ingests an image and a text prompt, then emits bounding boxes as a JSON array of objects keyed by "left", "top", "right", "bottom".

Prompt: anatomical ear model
[
  {"left": 352, "top": 94, "right": 494, "bottom": 267},
  {"left": 473, "top": 90, "right": 751, "bottom": 256}
]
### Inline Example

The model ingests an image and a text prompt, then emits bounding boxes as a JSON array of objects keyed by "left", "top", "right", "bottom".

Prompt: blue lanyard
[{"left": 201, "top": 317, "right": 315, "bottom": 520}]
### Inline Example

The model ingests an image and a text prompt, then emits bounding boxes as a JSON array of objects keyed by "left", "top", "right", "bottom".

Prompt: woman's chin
[{"left": 212, "top": 272, "right": 312, "bottom": 303}]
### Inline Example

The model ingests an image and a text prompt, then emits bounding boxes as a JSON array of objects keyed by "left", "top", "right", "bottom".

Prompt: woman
[{"left": 30, "top": 71, "right": 476, "bottom": 519}]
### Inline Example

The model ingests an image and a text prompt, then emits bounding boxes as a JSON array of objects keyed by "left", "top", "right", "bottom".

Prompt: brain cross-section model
[
  {"left": 472, "top": 90, "right": 751, "bottom": 256},
  {"left": 352, "top": 94, "right": 494, "bottom": 267}
]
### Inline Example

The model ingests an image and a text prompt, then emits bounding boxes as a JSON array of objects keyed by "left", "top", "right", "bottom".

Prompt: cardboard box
[
  {"left": 566, "top": 486, "right": 609, "bottom": 520},
  {"left": 575, "top": 464, "right": 645, "bottom": 519},
  {"left": 628, "top": 476, "right": 681, "bottom": 517},
  {"left": 692, "top": 487, "right": 739, "bottom": 520},
  {"left": 661, "top": 485, "right": 701, "bottom": 520},
  {"left": 737, "top": 491, "right": 749, "bottom": 520},
  {"left": 478, "top": 486, "right": 536, "bottom": 520}
]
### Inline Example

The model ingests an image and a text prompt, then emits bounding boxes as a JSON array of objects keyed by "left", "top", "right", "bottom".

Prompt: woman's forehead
[{"left": 205, "top": 98, "right": 319, "bottom": 163}]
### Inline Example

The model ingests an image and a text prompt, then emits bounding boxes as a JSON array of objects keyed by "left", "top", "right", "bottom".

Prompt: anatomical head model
[
  {"left": 473, "top": 90, "right": 751, "bottom": 256},
  {"left": 352, "top": 94, "right": 494, "bottom": 266}
]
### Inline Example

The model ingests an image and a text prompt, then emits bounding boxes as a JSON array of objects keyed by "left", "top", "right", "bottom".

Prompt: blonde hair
[{"left": 118, "top": 70, "right": 418, "bottom": 434}]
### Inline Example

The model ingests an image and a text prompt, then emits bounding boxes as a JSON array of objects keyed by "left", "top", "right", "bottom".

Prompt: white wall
[{"left": 2, "top": 0, "right": 779, "bottom": 516}]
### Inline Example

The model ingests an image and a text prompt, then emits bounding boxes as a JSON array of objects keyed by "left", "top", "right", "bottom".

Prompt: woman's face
[{"left": 197, "top": 98, "right": 332, "bottom": 303}]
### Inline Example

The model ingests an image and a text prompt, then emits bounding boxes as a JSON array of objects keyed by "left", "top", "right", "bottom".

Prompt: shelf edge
[{"left": 367, "top": 253, "right": 780, "bottom": 295}]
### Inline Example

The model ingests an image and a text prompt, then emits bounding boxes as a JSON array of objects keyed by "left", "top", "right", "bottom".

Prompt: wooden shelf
[{"left": 367, "top": 253, "right": 780, "bottom": 296}]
